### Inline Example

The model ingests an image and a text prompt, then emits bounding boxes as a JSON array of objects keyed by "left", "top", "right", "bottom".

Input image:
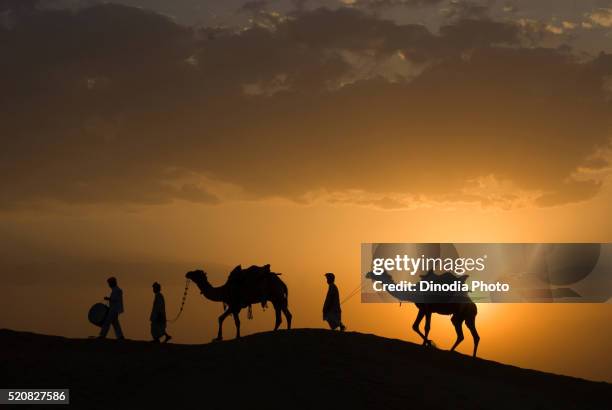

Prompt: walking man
[
  {"left": 323, "top": 272, "right": 346, "bottom": 331},
  {"left": 99, "top": 276, "right": 124, "bottom": 340},
  {"left": 150, "top": 282, "right": 172, "bottom": 343}
]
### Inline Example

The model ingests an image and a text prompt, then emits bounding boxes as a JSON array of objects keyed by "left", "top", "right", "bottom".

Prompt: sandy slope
[{"left": 0, "top": 328, "right": 610, "bottom": 410}]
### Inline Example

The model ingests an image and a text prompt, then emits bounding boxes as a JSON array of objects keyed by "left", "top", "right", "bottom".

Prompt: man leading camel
[
  {"left": 323, "top": 273, "right": 346, "bottom": 331},
  {"left": 150, "top": 282, "right": 172, "bottom": 343}
]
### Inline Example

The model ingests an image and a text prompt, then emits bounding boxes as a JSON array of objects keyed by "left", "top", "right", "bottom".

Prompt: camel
[
  {"left": 186, "top": 264, "right": 292, "bottom": 341},
  {"left": 365, "top": 270, "right": 480, "bottom": 357}
]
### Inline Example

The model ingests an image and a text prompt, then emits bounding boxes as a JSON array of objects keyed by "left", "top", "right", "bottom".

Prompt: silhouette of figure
[
  {"left": 185, "top": 264, "right": 292, "bottom": 341},
  {"left": 98, "top": 277, "right": 124, "bottom": 340},
  {"left": 150, "top": 282, "right": 171, "bottom": 343},
  {"left": 323, "top": 273, "right": 345, "bottom": 331}
]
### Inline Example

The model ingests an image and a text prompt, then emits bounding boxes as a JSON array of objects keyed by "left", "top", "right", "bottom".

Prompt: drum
[{"left": 88, "top": 303, "right": 109, "bottom": 327}]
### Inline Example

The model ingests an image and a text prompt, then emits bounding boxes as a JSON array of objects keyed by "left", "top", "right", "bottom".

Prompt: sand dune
[{"left": 1, "top": 328, "right": 610, "bottom": 410}]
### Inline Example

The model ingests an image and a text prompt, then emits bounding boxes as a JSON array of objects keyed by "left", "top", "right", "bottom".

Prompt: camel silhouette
[
  {"left": 186, "top": 264, "right": 292, "bottom": 341},
  {"left": 365, "top": 270, "right": 480, "bottom": 357}
]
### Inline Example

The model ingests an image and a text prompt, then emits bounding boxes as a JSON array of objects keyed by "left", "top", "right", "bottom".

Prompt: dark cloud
[
  {"left": 1, "top": 4, "right": 610, "bottom": 210},
  {"left": 239, "top": 0, "right": 269, "bottom": 14},
  {"left": 441, "top": 0, "right": 493, "bottom": 21},
  {"left": 0, "top": 0, "right": 39, "bottom": 12},
  {"left": 352, "top": 0, "right": 444, "bottom": 12},
  {"left": 501, "top": 1, "right": 518, "bottom": 13},
  {"left": 236, "top": 0, "right": 287, "bottom": 29},
  {"left": 438, "top": 18, "right": 518, "bottom": 50}
]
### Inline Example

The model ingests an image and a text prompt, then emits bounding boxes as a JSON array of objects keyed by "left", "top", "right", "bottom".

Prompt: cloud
[
  {"left": 440, "top": 0, "right": 492, "bottom": 21},
  {"left": 502, "top": 2, "right": 518, "bottom": 14},
  {"left": 239, "top": 0, "right": 269, "bottom": 14},
  {"left": 348, "top": 0, "right": 444, "bottom": 12},
  {"left": 588, "top": 8, "right": 612, "bottom": 28},
  {"left": 236, "top": 0, "right": 287, "bottom": 29},
  {"left": 1, "top": 4, "right": 611, "bottom": 210},
  {"left": 0, "top": 0, "right": 39, "bottom": 12}
]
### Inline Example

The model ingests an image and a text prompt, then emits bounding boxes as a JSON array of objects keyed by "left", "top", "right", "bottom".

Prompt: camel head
[{"left": 185, "top": 269, "right": 208, "bottom": 284}]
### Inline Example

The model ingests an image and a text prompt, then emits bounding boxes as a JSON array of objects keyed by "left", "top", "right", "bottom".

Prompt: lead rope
[
  {"left": 167, "top": 278, "right": 191, "bottom": 323},
  {"left": 340, "top": 283, "right": 364, "bottom": 305},
  {"left": 339, "top": 283, "right": 403, "bottom": 307}
]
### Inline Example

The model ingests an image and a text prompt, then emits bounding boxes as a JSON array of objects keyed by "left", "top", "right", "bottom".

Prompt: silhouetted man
[
  {"left": 98, "top": 276, "right": 124, "bottom": 340},
  {"left": 323, "top": 273, "right": 345, "bottom": 331},
  {"left": 150, "top": 282, "right": 171, "bottom": 343}
]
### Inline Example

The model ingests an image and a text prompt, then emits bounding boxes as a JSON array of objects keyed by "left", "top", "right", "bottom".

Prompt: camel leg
[
  {"left": 281, "top": 305, "right": 292, "bottom": 329},
  {"left": 273, "top": 303, "right": 282, "bottom": 331},
  {"left": 232, "top": 311, "right": 241, "bottom": 339},
  {"left": 465, "top": 316, "right": 480, "bottom": 358},
  {"left": 424, "top": 312, "right": 432, "bottom": 346},
  {"left": 450, "top": 315, "right": 464, "bottom": 352},
  {"left": 215, "top": 308, "right": 232, "bottom": 341},
  {"left": 412, "top": 310, "right": 429, "bottom": 345}
]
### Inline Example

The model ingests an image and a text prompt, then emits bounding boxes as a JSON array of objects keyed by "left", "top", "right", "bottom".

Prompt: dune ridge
[{"left": 1, "top": 328, "right": 610, "bottom": 410}]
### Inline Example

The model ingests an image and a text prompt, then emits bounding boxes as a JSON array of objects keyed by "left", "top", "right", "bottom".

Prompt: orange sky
[{"left": 1, "top": 178, "right": 611, "bottom": 382}]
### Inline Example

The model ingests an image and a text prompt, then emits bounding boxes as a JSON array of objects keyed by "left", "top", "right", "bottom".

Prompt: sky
[{"left": 0, "top": 0, "right": 611, "bottom": 382}]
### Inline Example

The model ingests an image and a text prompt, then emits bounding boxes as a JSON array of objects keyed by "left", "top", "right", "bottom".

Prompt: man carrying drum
[{"left": 98, "top": 276, "right": 125, "bottom": 340}]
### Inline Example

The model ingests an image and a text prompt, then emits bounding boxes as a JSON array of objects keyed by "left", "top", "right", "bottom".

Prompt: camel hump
[
  {"left": 420, "top": 270, "right": 437, "bottom": 279},
  {"left": 226, "top": 264, "right": 277, "bottom": 286},
  {"left": 245, "top": 264, "right": 270, "bottom": 273}
]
